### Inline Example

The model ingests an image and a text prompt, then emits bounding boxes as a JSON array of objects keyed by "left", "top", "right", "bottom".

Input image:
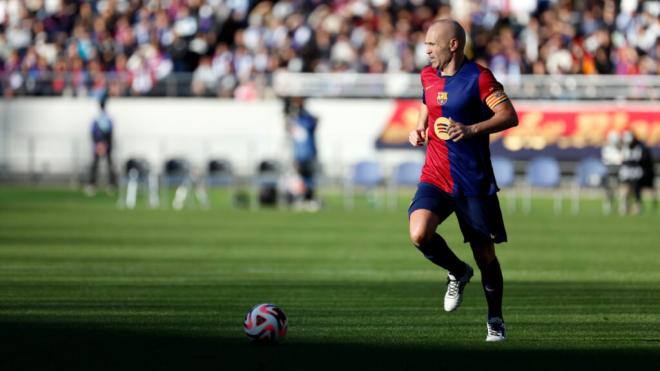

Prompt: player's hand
[
  {"left": 408, "top": 129, "right": 427, "bottom": 146},
  {"left": 447, "top": 118, "right": 474, "bottom": 142}
]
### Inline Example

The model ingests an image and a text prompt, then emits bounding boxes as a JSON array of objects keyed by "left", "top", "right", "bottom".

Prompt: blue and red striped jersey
[{"left": 419, "top": 61, "right": 509, "bottom": 196}]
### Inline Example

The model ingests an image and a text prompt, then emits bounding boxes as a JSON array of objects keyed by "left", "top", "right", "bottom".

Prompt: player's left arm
[
  {"left": 447, "top": 97, "right": 518, "bottom": 142},
  {"left": 447, "top": 68, "right": 518, "bottom": 142}
]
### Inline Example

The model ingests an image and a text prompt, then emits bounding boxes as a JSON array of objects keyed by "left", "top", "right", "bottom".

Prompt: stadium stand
[
  {"left": 1, "top": 0, "right": 657, "bottom": 98},
  {"left": 491, "top": 155, "right": 516, "bottom": 213},
  {"left": 388, "top": 160, "right": 422, "bottom": 209},
  {"left": 572, "top": 156, "right": 609, "bottom": 214},
  {"left": 205, "top": 158, "right": 235, "bottom": 208},
  {"left": 344, "top": 159, "right": 384, "bottom": 209},
  {"left": 524, "top": 156, "right": 563, "bottom": 214},
  {"left": 118, "top": 157, "right": 158, "bottom": 209},
  {"left": 254, "top": 159, "right": 282, "bottom": 208}
]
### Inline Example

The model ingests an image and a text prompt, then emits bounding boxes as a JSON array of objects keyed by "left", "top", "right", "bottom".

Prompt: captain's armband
[{"left": 485, "top": 90, "right": 509, "bottom": 110}]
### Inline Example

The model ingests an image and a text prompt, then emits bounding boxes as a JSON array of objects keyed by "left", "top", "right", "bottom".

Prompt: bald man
[{"left": 407, "top": 19, "right": 518, "bottom": 342}]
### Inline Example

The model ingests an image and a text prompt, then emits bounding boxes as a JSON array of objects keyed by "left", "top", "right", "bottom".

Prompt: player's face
[{"left": 425, "top": 25, "right": 454, "bottom": 70}]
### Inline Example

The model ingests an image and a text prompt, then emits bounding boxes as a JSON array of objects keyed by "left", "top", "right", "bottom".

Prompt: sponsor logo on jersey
[{"left": 434, "top": 117, "right": 450, "bottom": 140}]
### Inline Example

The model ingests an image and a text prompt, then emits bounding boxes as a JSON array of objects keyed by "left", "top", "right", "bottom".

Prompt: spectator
[
  {"left": 618, "top": 130, "right": 656, "bottom": 214},
  {"left": 601, "top": 131, "right": 623, "bottom": 213},
  {"left": 85, "top": 95, "right": 117, "bottom": 196},
  {"left": 284, "top": 96, "right": 320, "bottom": 211},
  {"left": 0, "top": 1, "right": 658, "bottom": 97},
  {"left": 191, "top": 56, "right": 217, "bottom": 96}
]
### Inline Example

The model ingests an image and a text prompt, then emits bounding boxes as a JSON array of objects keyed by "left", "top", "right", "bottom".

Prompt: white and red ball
[{"left": 243, "top": 303, "right": 288, "bottom": 343}]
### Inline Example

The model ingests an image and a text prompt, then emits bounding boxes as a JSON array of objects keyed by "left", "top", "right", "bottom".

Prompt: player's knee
[
  {"left": 409, "top": 227, "right": 431, "bottom": 248},
  {"left": 471, "top": 241, "right": 496, "bottom": 268},
  {"left": 474, "top": 254, "right": 494, "bottom": 270}
]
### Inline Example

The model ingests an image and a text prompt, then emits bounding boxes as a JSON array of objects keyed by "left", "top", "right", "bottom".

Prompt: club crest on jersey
[{"left": 437, "top": 91, "right": 448, "bottom": 105}]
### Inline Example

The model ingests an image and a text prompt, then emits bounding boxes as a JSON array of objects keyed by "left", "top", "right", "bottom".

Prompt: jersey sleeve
[
  {"left": 420, "top": 66, "right": 434, "bottom": 105},
  {"left": 420, "top": 71, "right": 426, "bottom": 104},
  {"left": 478, "top": 68, "right": 509, "bottom": 110}
]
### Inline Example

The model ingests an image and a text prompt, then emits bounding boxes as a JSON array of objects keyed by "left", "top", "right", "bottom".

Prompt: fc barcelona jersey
[{"left": 419, "top": 61, "right": 510, "bottom": 196}]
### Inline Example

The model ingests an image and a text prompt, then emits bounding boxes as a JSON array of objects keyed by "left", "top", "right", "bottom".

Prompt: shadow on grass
[{"left": 2, "top": 320, "right": 659, "bottom": 371}]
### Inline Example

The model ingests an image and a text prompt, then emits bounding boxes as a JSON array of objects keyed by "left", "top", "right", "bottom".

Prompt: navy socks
[
  {"left": 415, "top": 233, "right": 467, "bottom": 278},
  {"left": 481, "top": 257, "right": 504, "bottom": 319},
  {"left": 417, "top": 234, "right": 504, "bottom": 320}
]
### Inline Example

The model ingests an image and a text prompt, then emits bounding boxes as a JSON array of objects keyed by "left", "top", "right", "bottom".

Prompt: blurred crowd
[{"left": 0, "top": 0, "right": 658, "bottom": 98}]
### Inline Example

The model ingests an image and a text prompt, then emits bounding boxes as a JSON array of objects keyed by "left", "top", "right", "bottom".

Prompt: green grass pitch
[{"left": 1, "top": 187, "right": 659, "bottom": 370}]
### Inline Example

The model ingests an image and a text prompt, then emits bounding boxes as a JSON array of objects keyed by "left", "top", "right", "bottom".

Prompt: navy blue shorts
[{"left": 408, "top": 182, "right": 507, "bottom": 244}]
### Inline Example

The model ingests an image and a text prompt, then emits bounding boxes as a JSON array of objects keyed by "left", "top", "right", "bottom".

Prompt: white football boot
[
  {"left": 443, "top": 263, "right": 474, "bottom": 312},
  {"left": 486, "top": 317, "right": 507, "bottom": 342}
]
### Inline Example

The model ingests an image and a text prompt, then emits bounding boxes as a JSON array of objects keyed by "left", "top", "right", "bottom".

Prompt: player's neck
[{"left": 440, "top": 54, "right": 465, "bottom": 77}]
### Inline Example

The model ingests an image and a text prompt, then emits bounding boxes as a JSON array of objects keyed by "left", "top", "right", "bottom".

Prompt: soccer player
[
  {"left": 407, "top": 19, "right": 518, "bottom": 342},
  {"left": 618, "top": 130, "right": 656, "bottom": 215},
  {"left": 284, "top": 96, "right": 320, "bottom": 210},
  {"left": 86, "top": 97, "right": 118, "bottom": 196}
]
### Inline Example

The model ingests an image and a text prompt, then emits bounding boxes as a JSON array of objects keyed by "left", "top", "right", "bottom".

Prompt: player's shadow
[
  {"left": 3, "top": 280, "right": 660, "bottom": 371},
  {"left": 2, "top": 319, "right": 659, "bottom": 371}
]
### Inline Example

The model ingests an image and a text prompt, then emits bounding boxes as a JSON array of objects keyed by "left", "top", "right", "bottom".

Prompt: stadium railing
[
  {"left": 273, "top": 73, "right": 660, "bottom": 100},
  {"left": 2, "top": 72, "right": 659, "bottom": 100}
]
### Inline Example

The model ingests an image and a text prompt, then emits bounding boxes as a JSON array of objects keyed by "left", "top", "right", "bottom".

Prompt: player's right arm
[{"left": 409, "top": 103, "right": 428, "bottom": 147}]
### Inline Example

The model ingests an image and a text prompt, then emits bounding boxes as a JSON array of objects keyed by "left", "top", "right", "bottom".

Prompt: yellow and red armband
[{"left": 485, "top": 90, "right": 509, "bottom": 110}]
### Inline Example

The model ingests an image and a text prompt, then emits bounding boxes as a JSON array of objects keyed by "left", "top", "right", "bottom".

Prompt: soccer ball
[{"left": 243, "top": 303, "right": 288, "bottom": 343}]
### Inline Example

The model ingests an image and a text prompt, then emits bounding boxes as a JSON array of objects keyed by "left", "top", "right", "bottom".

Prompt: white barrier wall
[{"left": 0, "top": 98, "right": 423, "bottom": 179}]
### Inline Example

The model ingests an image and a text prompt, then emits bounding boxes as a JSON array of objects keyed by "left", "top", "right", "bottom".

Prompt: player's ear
[{"left": 449, "top": 38, "right": 457, "bottom": 52}]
